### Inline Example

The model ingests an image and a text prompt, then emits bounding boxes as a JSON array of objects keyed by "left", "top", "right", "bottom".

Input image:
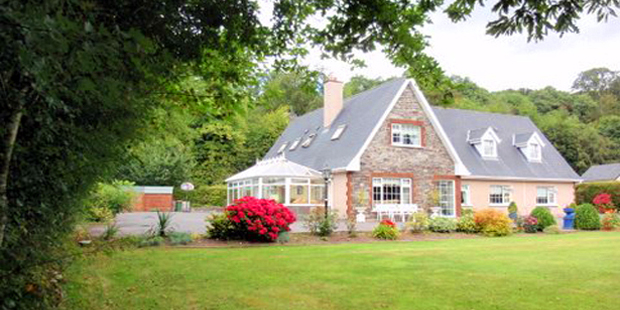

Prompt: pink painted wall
[
  {"left": 331, "top": 172, "right": 349, "bottom": 218},
  {"left": 462, "top": 179, "right": 576, "bottom": 217}
]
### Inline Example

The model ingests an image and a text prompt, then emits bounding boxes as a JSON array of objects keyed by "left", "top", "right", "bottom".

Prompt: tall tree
[{"left": 343, "top": 75, "right": 393, "bottom": 98}]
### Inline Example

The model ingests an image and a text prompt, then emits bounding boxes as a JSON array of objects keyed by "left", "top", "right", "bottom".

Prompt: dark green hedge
[
  {"left": 174, "top": 184, "right": 227, "bottom": 207},
  {"left": 575, "top": 182, "right": 620, "bottom": 209}
]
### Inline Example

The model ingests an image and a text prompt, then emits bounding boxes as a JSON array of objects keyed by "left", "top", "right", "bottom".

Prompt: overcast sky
[{"left": 276, "top": 6, "right": 620, "bottom": 92}]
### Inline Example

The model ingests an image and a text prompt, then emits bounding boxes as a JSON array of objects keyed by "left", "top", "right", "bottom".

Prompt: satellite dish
[{"left": 180, "top": 182, "right": 194, "bottom": 191}]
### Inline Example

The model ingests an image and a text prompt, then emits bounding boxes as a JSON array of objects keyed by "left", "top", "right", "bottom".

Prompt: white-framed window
[
  {"left": 482, "top": 139, "right": 496, "bottom": 157},
  {"left": 331, "top": 125, "right": 347, "bottom": 140},
  {"left": 461, "top": 184, "right": 471, "bottom": 206},
  {"left": 372, "top": 178, "right": 412, "bottom": 205},
  {"left": 529, "top": 142, "right": 541, "bottom": 161},
  {"left": 228, "top": 179, "right": 257, "bottom": 204},
  {"left": 489, "top": 185, "right": 511, "bottom": 205},
  {"left": 262, "top": 177, "right": 286, "bottom": 204},
  {"left": 277, "top": 143, "right": 288, "bottom": 154},
  {"left": 289, "top": 138, "right": 300, "bottom": 151},
  {"left": 392, "top": 123, "right": 421, "bottom": 147},
  {"left": 437, "top": 180, "right": 455, "bottom": 216},
  {"left": 302, "top": 134, "right": 316, "bottom": 148},
  {"left": 536, "top": 186, "right": 557, "bottom": 205}
]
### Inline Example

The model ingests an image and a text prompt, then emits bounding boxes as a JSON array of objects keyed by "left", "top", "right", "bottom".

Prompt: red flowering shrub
[
  {"left": 372, "top": 220, "right": 399, "bottom": 240},
  {"left": 523, "top": 215, "right": 538, "bottom": 233},
  {"left": 593, "top": 193, "right": 615, "bottom": 213},
  {"left": 380, "top": 219, "right": 396, "bottom": 228},
  {"left": 225, "top": 197, "right": 296, "bottom": 242}
]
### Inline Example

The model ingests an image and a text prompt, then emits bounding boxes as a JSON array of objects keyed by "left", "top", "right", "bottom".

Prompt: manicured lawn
[{"left": 61, "top": 232, "right": 620, "bottom": 310}]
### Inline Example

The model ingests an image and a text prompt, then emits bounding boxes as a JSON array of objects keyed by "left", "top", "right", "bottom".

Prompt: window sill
[
  {"left": 462, "top": 204, "right": 473, "bottom": 207},
  {"left": 392, "top": 143, "right": 424, "bottom": 149},
  {"left": 536, "top": 204, "right": 558, "bottom": 208},
  {"left": 489, "top": 204, "right": 509, "bottom": 207}
]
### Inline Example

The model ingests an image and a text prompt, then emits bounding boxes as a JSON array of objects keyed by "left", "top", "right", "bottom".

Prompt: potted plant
[
  {"left": 355, "top": 188, "right": 369, "bottom": 222},
  {"left": 428, "top": 189, "right": 442, "bottom": 218},
  {"left": 508, "top": 201, "right": 518, "bottom": 220}
]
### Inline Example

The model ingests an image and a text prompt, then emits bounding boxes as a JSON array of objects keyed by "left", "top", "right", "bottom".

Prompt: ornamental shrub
[
  {"left": 593, "top": 193, "right": 615, "bottom": 213},
  {"left": 523, "top": 216, "right": 538, "bottom": 233},
  {"left": 85, "top": 180, "right": 136, "bottom": 215},
  {"left": 575, "top": 203, "right": 601, "bottom": 230},
  {"left": 175, "top": 184, "right": 227, "bottom": 207},
  {"left": 508, "top": 202, "right": 518, "bottom": 214},
  {"left": 575, "top": 182, "right": 620, "bottom": 210},
  {"left": 428, "top": 217, "right": 456, "bottom": 233},
  {"left": 168, "top": 232, "right": 193, "bottom": 245},
  {"left": 406, "top": 211, "right": 429, "bottom": 233},
  {"left": 225, "top": 197, "right": 296, "bottom": 242},
  {"left": 456, "top": 209, "right": 478, "bottom": 233},
  {"left": 372, "top": 220, "right": 399, "bottom": 240},
  {"left": 530, "top": 207, "right": 556, "bottom": 231},
  {"left": 474, "top": 209, "right": 512, "bottom": 237},
  {"left": 602, "top": 212, "right": 620, "bottom": 231},
  {"left": 206, "top": 213, "right": 235, "bottom": 239},
  {"left": 543, "top": 225, "right": 561, "bottom": 234},
  {"left": 303, "top": 207, "right": 338, "bottom": 236}
]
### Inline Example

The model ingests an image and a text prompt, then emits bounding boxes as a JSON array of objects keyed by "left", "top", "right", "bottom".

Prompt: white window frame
[
  {"left": 331, "top": 125, "right": 347, "bottom": 140},
  {"left": 489, "top": 185, "right": 511, "bottom": 206},
  {"left": 536, "top": 186, "right": 557, "bottom": 206},
  {"left": 372, "top": 177, "right": 412, "bottom": 206},
  {"left": 437, "top": 180, "right": 456, "bottom": 217},
  {"left": 529, "top": 142, "right": 541, "bottom": 161},
  {"left": 482, "top": 139, "right": 497, "bottom": 157},
  {"left": 391, "top": 123, "right": 422, "bottom": 147},
  {"left": 461, "top": 184, "right": 472, "bottom": 206}
]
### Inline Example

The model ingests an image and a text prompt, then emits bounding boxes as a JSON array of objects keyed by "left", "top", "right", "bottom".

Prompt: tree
[
  {"left": 257, "top": 71, "right": 322, "bottom": 116},
  {"left": 572, "top": 68, "right": 620, "bottom": 94},
  {"left": 598, "top": 115, "right": 620, "bottom": 144},
  {"left": 343, "top": 75, "right": 393, "bottom": 98}
]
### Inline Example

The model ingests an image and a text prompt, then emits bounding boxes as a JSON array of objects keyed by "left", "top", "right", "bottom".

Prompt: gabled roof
[
  {"left": 264, "top": 78, "right": 408, "bottom": 170},
  {"left": 433, "top": 107, "right": 580, "bottom": 181},
  {"left": 226, "top": 155, "right": 321, "bottom": 182},
  {"left": 581, "top": 163, "right": 620, "bottom": 182},
  {"left": 513, "top": 131, "right": 545, "bottom": 147}
]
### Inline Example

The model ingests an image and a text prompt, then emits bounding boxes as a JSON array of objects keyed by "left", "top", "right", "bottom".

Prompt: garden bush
[
  {"left": 575, "top": 182, "right": 620, "bottom": 211},
  {"left": 428, "top": 217, "right": 456, "bottom": 233},
  {"left": 530, "top": 207, "right": 556, "bottom": 231},
  {"left": 205, "top": 213, "right": 235, "bottom": 239},
  {"left": 543, "top": 225, "right": 561, "bottom": 234},
  {"left": 303, "top": 207, "right": 338, "bottom": 237},
  {"left": 602, "top": 213, "right": 620, "bottom": 231},
  {"left": 175, "top": 184, "right": 227, "bottom": 207},
  {"left": 575, "top": 203, "right": 601, "bottom": 230},
  {"left": 406, "top": 211, "right": 429, "bottom": 233},
  {"left": 87, "top": 205, "right": 114, "bottom": 223},
  {"left": 86, "top": 180, "right": 136, "bottom": 215},
  {"left": 593, "top": 193, "right": 615, "bottom": 213},
  {"left": 523, "top": 216, "right": 538, "bottom": 233},
  {"left": 223, "top": 197, "right": 296, "bottom": 242},
  {"left": 372, "top": 220, "right": 399, "bottom": 240},
  {"left": 456, "top": 209, "right": 478, "bottom": 233},
  {"left": 474, "top": 209, "right": 512, "bottom": 237},
  {"left": 168, "top": 232, "right": 193, "bottom": 245}
]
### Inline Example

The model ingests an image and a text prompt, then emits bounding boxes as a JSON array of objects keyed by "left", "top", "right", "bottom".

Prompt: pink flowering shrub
[
  {"left": 225, "top": 197, "right": 296, "bottom": 242},
  {"left": 593, "top": 193, "right": 615, "bottom": 213}
]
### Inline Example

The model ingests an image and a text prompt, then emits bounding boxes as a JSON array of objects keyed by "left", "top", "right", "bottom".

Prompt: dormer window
[
  {"left": 468, "top": 127, "right": 500, "bottom": 159},
  {"left": 277, "top": 142, "right": 288, "bottom": 154},
  {"left": 482, "top": 139, "right": 496, "bottom": 157},
  {"left": 514, "top": 132, "right": 544, "bottom": 162}
]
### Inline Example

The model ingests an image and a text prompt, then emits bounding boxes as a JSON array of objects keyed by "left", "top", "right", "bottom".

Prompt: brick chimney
[{"left": 323, "top": 75, "right": 344, "bottom": 128}]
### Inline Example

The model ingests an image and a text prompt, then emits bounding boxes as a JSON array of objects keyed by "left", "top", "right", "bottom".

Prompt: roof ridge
[{"left": 433, "top": 106, "right": 532, "bottom": 120}]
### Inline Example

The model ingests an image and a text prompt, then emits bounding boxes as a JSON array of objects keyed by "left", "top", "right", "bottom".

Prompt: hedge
[
  {"left": 174, "top": 184, "right": 227, "bottom": 207},
  {"left": 575, "top": 182, "right": 620, "bottom": 210},
  {"left": 575, "top": 203, "right": 601, "bottom": 230}
]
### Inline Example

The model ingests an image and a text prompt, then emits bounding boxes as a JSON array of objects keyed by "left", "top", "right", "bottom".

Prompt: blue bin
[{"left": 563, "top": 208, "right": 575, "bottom": 230}]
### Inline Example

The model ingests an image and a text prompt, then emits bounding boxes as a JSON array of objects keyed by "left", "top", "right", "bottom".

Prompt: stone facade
[{"left": 349, "top": 85, "right": 457, "bottom": 215}]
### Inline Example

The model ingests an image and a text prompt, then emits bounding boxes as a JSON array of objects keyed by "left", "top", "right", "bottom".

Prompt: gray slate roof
[
  {"left": 513, "top": 132, "right": 534, "bottom": 145},
  {"left": 581, "top": 163, "right": 620, "bottom": 182},
  {"left": 264, "top": 78, "right": 407, "bottom": 170},
  {"left": 433, "top": 107, "right": 580, "bottom": 180},
  {"left": 264, "top": 78, "right": 580, "bottom": 181}
]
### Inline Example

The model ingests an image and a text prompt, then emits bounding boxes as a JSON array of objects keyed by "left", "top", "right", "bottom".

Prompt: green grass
[{"left": 62, "top": 232, "right": 620, "bottom": 310}]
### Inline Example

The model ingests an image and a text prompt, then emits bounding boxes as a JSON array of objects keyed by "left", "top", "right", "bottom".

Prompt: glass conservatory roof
[{"left": 225, "top": 155, "right": 322, "bottom": 182}]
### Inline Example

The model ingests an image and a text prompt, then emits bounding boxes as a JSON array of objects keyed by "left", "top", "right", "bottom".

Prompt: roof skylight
[
  {"left": 302, "top": 134, "right": 316, "bottom": 148},
  {"left": 277, "top": 142, "right": 288, "bottom": 154},
  {"left": 331, "top": 125, "right": 347, "bottom": 140},
  {"left": 289, "top": 138, "right": 301, "bottom": 151}
]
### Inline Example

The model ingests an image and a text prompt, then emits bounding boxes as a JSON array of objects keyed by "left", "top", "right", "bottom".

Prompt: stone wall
[{"left": 349, "top": 85, "right": 456, "bottom": 214}]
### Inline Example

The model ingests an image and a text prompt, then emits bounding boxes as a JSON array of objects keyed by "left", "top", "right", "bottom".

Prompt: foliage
[
  {"left": 344, "top": 76, "right": 394, "bottom": 98},
  {"left": 138, "top": 236, "right": 165, "bottom": 248},
  {"left": 372, "top": 220, "right": 399, "bottom": 240},
  {"left": 205, "top": 213, "right": 235, "bottom": 240},
  {"left": 175, "top": 185, "right": 227, "bottom": 207},
  {"left": 303, "top": 207, "right": 339, "bottom": 237},
  {"left": 152, "top": 211, "right": 175, "bottom": 238},
  {"left": 406, "top": 211, "right": 430, "bottom": 233},
  {"left": 100, "top": 223, "right": 119, "bottom": 241},
  {"left": 543, "top": 225, "right": 561, "bottom": 235},
  {"left": 226, "top": 197, "right": 296, "bottom": 242},
  {"left": 256, "top": 70, "right": 323, "bottom": 116},
  {"left": 346, "top": 217, "right": 357, "bottom": 237},
  {"left": 575, "top": 204, "right": 602, "bottom": 230},
  {"left": 86, "top": 181, "right": 136, "bottom": 218},
  {"left": 508, "top": 202, "right": 518, "bottom": 214},
  {"left": 456, "top": 209, "right": 478, "bottom": 233},
  {"left": 523, "top": 216, "right": 539, "bottom": 233},
  {"left": 86, "top": 205, "right": 114, "bottom": 223},
  {"left": 168, "top": 232, "right": 193, "bottom": 245},
  {"left": 428, "top": 217, "right": 457, "bottom": 233},
  {"left": 530, "top": 207, "right": 556, "bottom": 231},
  {"left": 576, "top": 182, "right": 620, "bottom": 210},
  {"left": 593, "top": 193, "right": 615, "bottom": 212},
  {"left": 474, "top": 209, "right": 512, "bottom": 237},
  {"left": 601, "top": 212, "right": 620, "bottom": 231}
]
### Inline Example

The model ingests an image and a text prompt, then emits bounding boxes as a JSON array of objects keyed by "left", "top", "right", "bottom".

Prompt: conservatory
[{"left": 225, "top": 156, "right": 327, "bottom": 207}]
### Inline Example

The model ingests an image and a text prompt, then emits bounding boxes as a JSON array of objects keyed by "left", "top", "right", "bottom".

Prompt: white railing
[{"left": 373, "top": 204, "right": 419, "bottom": 222}]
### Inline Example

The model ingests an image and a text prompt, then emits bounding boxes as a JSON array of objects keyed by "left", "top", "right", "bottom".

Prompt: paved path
[{"left": 88, "top": 211, "right": 402, "bottom": 236}]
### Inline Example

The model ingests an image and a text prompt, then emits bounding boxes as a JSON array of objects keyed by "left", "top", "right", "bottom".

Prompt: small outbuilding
[
  {"left": 581, "top": 163, "right": 620, "bottom": 182},
  {"left": 133, "top": 186, "right": 174, "bottom": 211}
]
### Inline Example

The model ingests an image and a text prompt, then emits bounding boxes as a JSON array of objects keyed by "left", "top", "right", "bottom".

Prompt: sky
[{"left": 260, "top": 3, "right": 620, "bottom": 92}]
